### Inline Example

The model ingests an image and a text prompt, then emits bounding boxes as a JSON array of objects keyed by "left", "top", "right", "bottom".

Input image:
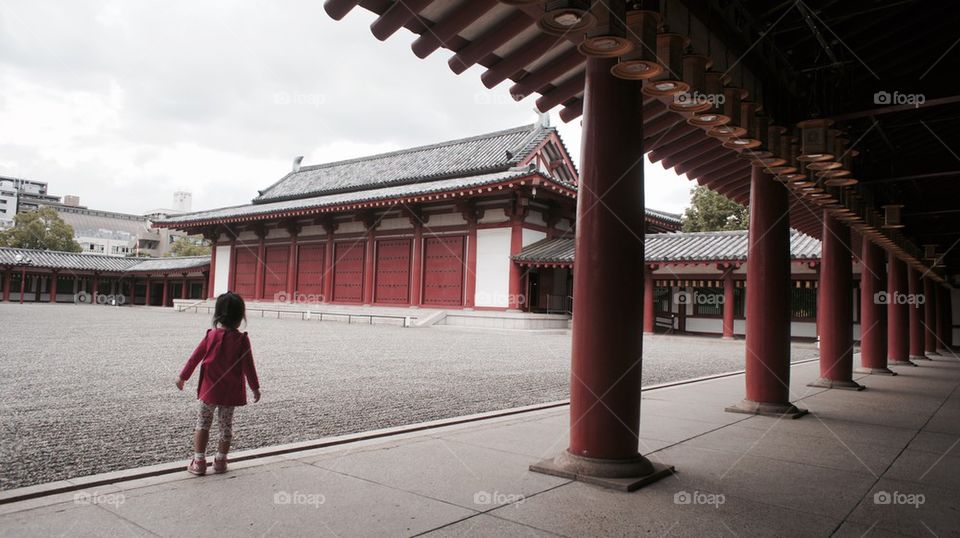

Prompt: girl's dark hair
[{"left": 213, "top": 292, "right": 246, "bottom": 329}]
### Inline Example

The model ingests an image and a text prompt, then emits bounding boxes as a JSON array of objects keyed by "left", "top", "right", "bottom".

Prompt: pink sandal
[{"left": 187, "top": 458, "right": 206, "bottom": 476}]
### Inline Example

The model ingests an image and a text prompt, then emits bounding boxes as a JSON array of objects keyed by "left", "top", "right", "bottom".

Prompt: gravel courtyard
[{"left": 0, "top": 304, "right": 820, "bottom": 490}]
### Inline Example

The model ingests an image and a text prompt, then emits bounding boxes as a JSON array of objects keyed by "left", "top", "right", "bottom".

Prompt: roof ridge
[{"left": 295, "top": 123, "right": 541, "bottom": 174}]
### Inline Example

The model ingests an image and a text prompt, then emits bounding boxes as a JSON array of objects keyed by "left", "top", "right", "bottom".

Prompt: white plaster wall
[
  {"left": 298, "top": 224, "right": 326, "bottom": 237},
  {"left": 429, "top": 213, "right": 467, "bottom": 227},
  {"left": 337, "top": 221, "right": 365, "bottom": 234},
  {"left": 377, "top": 217, "right": 410, "bottom": 231},
  {"left": 479, "top": 208, "right": 508, "bottom": 224},
  {"left": 237, "top": 230, "right": 257, "bottom": 241},
  {"left": 526, "top": 211, "right": 547, "bottom": 227},
  {"left": 791, "top": 321, "right": 818, "bottom": 338},
  {"left": 475, "top": 227, "right": 511, "bottom": 307},
  {"left": 683, "top": 317, "right": 810, "bottom": 338},
  {"left": 265, "top": 227, "right": 290, "bottom": 239},
  {"left": 214, "top": 245, "right": 232, "bottom": 296},
  {"left": 522, "top": 229, "right": 546, "bottom": 247}
]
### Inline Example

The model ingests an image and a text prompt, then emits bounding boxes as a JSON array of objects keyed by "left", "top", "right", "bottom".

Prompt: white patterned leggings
[{"left": 195, "top": 401, "right": 235, "bottom": 441}]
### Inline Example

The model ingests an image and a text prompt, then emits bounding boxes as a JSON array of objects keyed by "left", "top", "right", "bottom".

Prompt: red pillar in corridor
[
  {"left": 2, "top": 270, "right": 10, "bottom": 302},
  {"left": 941, "top": 287, "right": 954, "bottom": 352},
  {"left": 909, "top": 268, "right": 928, "bottom": 360},
  {"left": 887, "top": 255, "right": 914, "bottom": 366},
  {"left": 924, "top": 277, "right": 938, "bottom": 356},
  {"left": 643, "top": 266, "right": 655, "bottom": 334},
  {"left": 722, "top": 268, "right": 735, "bottom": 339},
  {"left": 726, "top": 166, "right": 806, "bottom": 417},
  {"left": 809, "top": 213, "right": 862, "bottom": 389},
  {"left": 530, "top": 56, "right": 673, "bottom": 488},
  {"left": 49, "top": 272, "right": 58, "bottom": 303},
  {"left": 858, "top": 240, "right": 894, "bottom": 374}
]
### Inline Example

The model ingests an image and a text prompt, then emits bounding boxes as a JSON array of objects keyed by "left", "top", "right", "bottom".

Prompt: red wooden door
[
  {"left": 262, "top": 245, "right": 289, "bottom": 301},
  {"left": 422, "top": 235, "right": 465, "bottom": 307},
  {"left": 296, "top": 244, "right": 325, "bottom": 299},
  {"left": 374, "top": 239, "right": 411, "bottom": 304},
  {"left": 232, "top": 248, "right": 258, "bottom": 299},
  {"left": 333, "top": 241, "right": 365, "bottom": 303}
]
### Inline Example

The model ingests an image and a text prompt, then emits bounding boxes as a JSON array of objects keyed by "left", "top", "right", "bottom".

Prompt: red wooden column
[
  {"left": 49, "top": 271, "right": 58, "bottom": 303},
  {"left": 923, "top": 277, "right": 938, "bottom": 356},
  {"left": 722, "top": 267, "right": 735, "bottom": 339},
  {"left": 322, "top": 220, "right": 337, "bottom": 303},
  {"left": 936, "top": 287, "right": 947, "bottom": 352},
  {"left": 19, "top": 268, "right": 26, "bottom": 304},
  {"left": 642, "top": 266, "right": 655, "bottom": 334},
  {"left": 361, "top": 216, "right": 376, "bottom": 305},
  {"left": 506, "top": 200, "right": 526, "bottom": 311},
  {"left": 162, "top": 276, "right": 169, "bottom": 307},
  {"left": 207, "top": 237, "right": 218, "bottom": 299},
  {"left": 91, "top": 274, "right": 99, "bottom": 302},
  {"left": 463, "top": 213, "right": 478, "bottom": 309},
  {"left": 530, "top": 56, "right": 673, "bottom": 489},
  {"left": 144, "top": 276, "right": 151, "bottom": 306},
  {"left": 908, "top": 268, "right": 928, "bottom": 361},
  {"left": 942, "top": 287, "right": 954, "bottom": 351},
  {"left": 181, "top": 273, "right": 189, "bottom": 300},
  {"left": 253, "top": 228, "right": 267, "bottom": 301},
  {"left": 809, "top": 213, "right": 863, "bottom": 390},
  {"left": 409, "top": 217, "right": 424, "bottom": 307},
  {"left": 2, "top": 269, "right": 10, "bottom": 302},
  {"left": 286, "top": 224, "right": 300, "bottom": 298},
  {"left": 726, "top": 166, "right": 806, "bottom": 417},
  {"left": 858, "top": 240, "right": 894, "bottom": 374},
  {"left": 887, "top": 256, "right": 914, "bottom": 366},
  {"left": 201, "top": 272, "right": 208, "bottom": 299}
]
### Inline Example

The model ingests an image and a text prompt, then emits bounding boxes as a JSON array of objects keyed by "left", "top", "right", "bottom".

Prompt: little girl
[{"left": 175, "top": 292, "right": 261, "bottom": 475}]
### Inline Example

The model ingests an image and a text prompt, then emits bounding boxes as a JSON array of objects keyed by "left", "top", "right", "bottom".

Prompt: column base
[
  {"left": 889, "top": 359, "right": 918, "bottom": 367},
  {"left": 643, "top": 330, "right": 655, "bottom": 335},
  {"left": 910, "top": 354, "right": 931, "bottom": 361},
  {"left": 725, "top": 399, "right": 808, "bottom": 419},
  {"left": 855, "top": 367, "right": 898, "bottom": 376},
  {"left": 529, "top": 450, "right": 674, "bottom": 492},
  {"left": 721, "top": 335, "right": 736, "bottom": 341},
  {"left": 926, "top": 351, "right": 941, "bottom": 357},
  {"left": 806, "top": 378, "right": 866, "bottom": 391}
]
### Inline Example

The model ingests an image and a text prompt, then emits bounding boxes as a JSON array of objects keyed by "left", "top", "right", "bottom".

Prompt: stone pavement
[{"left": 1, "top": 354, "right": 958, "bottom": 537}]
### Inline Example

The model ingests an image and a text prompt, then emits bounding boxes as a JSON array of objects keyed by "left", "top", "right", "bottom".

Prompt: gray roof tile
[
  {"left": 0, "top": 248, "right": 209, "bottom": 273},
  {"left": 255, "top": 124, "right": 553, "bottom": 202},
  {"left": 514, "top": 230, "right": 821, "bottom": 265}
]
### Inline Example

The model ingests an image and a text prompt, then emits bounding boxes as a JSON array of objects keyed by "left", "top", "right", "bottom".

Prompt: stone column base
[
  {"left": 855, "top": 367, "right": 897, "bottom": 376},
  {"left": 530, "top": 450, "right": 674, "bottom": 492},
  {"left": 725, "top": 399, "right": 808, "bottom": 419},
  {"left": 889, "top": 359, "right": 918, "bottom": 367},
  {"left": 807, "top": 378, "right": 866, "bottom": 391},
  {"left": 910, "top": 354, "right": 931, "bottom": 361}
]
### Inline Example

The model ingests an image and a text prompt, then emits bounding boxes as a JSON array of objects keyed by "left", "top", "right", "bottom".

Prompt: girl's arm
[
  {"left": 240, "top": 333, "right": 261, "bottom": 398},
  {"left": 178, "top": 329, "right": 211, "bottom": 383}
]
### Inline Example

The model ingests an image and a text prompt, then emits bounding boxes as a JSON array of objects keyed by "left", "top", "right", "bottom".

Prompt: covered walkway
[{"left": 1, "top": 355, "right": 957, "bottom": 536}]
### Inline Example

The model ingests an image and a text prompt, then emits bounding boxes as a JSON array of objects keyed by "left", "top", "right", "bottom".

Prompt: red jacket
[{"left": 179, "top": 328, "right": 260, "bottom": 406}]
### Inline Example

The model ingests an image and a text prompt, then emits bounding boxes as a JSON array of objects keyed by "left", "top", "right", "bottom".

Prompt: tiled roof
[
  {"left": 0, "top": 248, "right": 209, "bottom": 274},
  {"left": 255, "top": 124, "right": 554, "bottom": 203},
  {"left": 514, "top": 230, "right": 821, "bottom": 265},
  {"left": 645, "top": 208, "right": 682, "bottom": 225},
  {"left": 159, "top": 169, "right": 562, "bottom": 226}
]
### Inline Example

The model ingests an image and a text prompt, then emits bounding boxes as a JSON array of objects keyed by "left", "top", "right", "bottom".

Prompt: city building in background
[{"left": 0, "top": 176, "right": 62, "bottom": 228}]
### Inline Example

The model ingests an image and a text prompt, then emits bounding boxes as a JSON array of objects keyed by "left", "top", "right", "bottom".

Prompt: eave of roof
[
  {"left": 157, "top": 170, "right": 575, "bottom": 229},
  {"left": 0, "top": 248, "right": 209, "bottom": 274}
]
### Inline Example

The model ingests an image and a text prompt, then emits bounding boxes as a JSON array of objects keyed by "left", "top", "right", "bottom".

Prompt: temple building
[{"left": 157, "top": 121, "right": 678, "bottom": 311}]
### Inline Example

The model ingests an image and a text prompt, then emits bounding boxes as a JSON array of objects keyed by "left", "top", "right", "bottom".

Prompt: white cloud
[{"left": 0, "top": 0, "right": 692, "bottom": 216}]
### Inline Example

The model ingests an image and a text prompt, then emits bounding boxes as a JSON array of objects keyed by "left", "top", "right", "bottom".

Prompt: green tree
[
  {"left": 681, "top": 186, "right": 749, "bottom": 232},
  {"left": 166, "top": 236, "right": 211, "bottom": 257},
  {"left": 0, "top": 207, "right": 82, "bottom": 252}
]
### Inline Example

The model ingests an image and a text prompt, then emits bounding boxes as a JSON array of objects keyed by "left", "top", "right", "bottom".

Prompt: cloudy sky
[{"left": 0, "top": 0, "right": 693, "bottom": 215}]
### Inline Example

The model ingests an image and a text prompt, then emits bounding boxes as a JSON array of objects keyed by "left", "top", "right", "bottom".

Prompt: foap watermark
[
  {"left": 874, "top": 91, "right": 925, "bottom": 108},
  {"left": 475, "top": 291, "right": 526, "bottom": 307},
  {"left": 874, "top": 490, "right": 925, "bottom": 508},
  {"left": 74, "top": 292, "right": 127, "bottom": 306},
  {"left": 673, "top": 91, "right": 725, "bottom": 107},
  {"left": 273, "top": 91, "right": 327, "bottom": 107},
  {"left": 873, "top": 291, "right": 925, "bottom": 305},
  {"left": 674, "top": 490, "right": 725, "bottom": 508},
  {"left": 74, "top": 490, "right": 125, "bottom": 507},
  {"left": 473, "top": 490, "right": 525, "bottom": 506},
  {"left": 274, "top": 291, "right": 326, "bottom": 304},
  {"left": 273, "top": 490, "right": 325, "bottom": 508},
  {"left": 674, "top": 290, "right": 724, "bottom": 306}
]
